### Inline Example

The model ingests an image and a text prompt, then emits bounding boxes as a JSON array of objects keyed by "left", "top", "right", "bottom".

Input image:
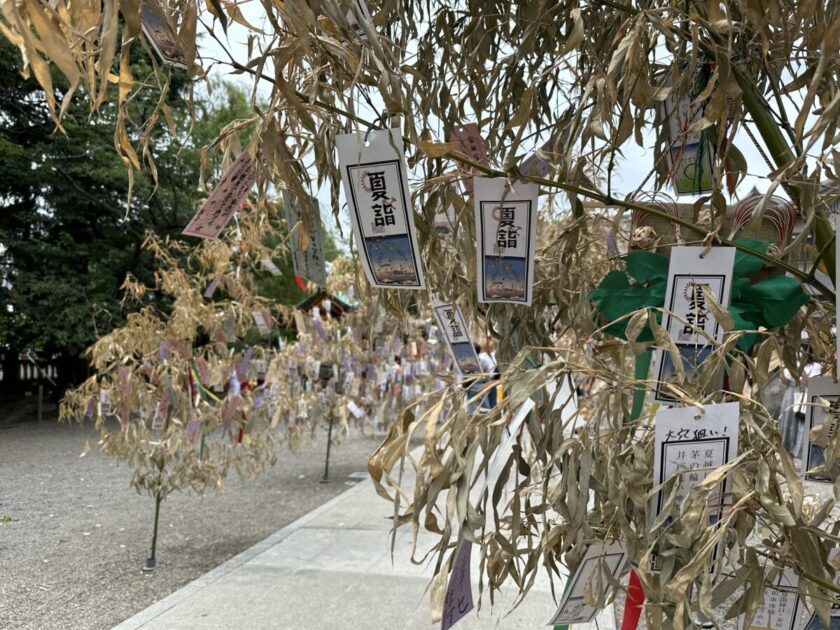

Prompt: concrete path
[{"left": 113, "top": 469, "right": 616, "bottom": 630}]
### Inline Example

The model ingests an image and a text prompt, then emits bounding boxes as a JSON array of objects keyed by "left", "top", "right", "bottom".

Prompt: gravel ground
[{"left": 0, "top": 410, "right": 390, "bottom": 630}]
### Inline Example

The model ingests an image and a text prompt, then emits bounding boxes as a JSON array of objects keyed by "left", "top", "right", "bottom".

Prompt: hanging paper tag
[
  {"left": 99, "top": 389, "right": 112, "bottom": 417},
  {"left": 182, "top": 151, "right": 256, "bottom": 239},
  {"left": 803, "top": 377, "right": 840, "bottom": 483},
  {"left": 482, "top": 398, "right": 535, "bottom": 496},
  {"left": 336, "top": 128, "right": 425, "bottom": 289},
  {"left": 449, "top": 123, "right": 489, "bottom": 195},
  {"left": 282, "top": 192, "right": 328, "bottom": 287},
  {"left": 441, "top": 540, "right": 474, "bottom": 630},
  {"left": 261, "top": 258, "right": 281, "bottom": 276},
  {"left": 652, "top": 246, "right": 735, "bottom": 403},
  {"left": 252, "top": 309, "right": 272, "bottom": 335},
  {"left": 836, "top": 216, "right": 840, "bottom": 378},
  {"left": 139, "top": 0, "right": 188, "bottom": 69},
  {"left": 346, "top": 0, "right": 373, "bottom": 41},
  {"left": 430, "top": 296, "right": 480, "bottom": 375},
  {"left": 151, "top": 396, "right": 168, "bottom": 431},
  {"left": 661, "top": 91, "right": 714, "bottom": 195},
  {"left": 742, "top": 568, "right": 803, "bottom": 630},
  {"left": 473, "top": 177, "right": 538, "bottom": 305},
  {"left": 547, "top": 540, "right": 627, "bottom": 625},
  {"left": 519, "top": 135, "right": 561, "bottom": 179},
  {"left": 652, "top": 402, "right": 739, "bottom": 526}
]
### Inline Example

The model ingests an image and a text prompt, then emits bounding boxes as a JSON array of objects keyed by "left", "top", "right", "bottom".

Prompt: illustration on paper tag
[
  {"left": 139, "top": 0, "right": 188, "bottom": 69},
  {"left": 473, "top": 177, "right": 538, "bottom": 306}
]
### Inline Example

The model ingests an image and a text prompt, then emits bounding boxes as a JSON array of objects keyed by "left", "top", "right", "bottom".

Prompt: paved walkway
[{"left": 113, "top": 468, "right": 616, "bottom": 630}]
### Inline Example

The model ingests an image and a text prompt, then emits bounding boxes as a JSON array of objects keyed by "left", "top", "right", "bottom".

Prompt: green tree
[{"left": 0, "top": 38, "right": 251, "bottom": 393}]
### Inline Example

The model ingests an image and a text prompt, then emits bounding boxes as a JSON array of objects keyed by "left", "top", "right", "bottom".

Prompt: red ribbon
[
  {"left": 621, "top": 569, "right": 644, "bottom": 630},
  {"left": 295, "top": 275, "right": 308, "bottom": 292}
]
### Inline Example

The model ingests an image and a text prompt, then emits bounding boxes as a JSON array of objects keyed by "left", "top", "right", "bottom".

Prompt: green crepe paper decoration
[{"left": 589, "top": 240, "right": 810, "bottom": 353}]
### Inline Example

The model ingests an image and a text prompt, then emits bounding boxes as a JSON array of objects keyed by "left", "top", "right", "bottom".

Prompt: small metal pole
[
  {"left": 321, "top": 407, "right": 334, "bottom": 483},
  {"left": 37, "top": 384, "right": 43, "bottom": 423},
  {"left": 143, "top": 492, "right": 163, "bottom": 572}
]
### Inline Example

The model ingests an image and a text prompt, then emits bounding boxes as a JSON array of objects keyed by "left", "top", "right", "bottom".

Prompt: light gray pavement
[{"left": 112, "top": 468, "right": 616, "bottom": 630}]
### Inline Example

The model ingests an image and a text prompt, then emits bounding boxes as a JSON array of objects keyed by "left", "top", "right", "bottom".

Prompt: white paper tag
[
  {"left": 346, "top": 0, "right": 373, "bottom": 41},
  {"left": 482, "top": 398, "right": 536, "bottom": 496},
  {"left": 430, "top": 296, "right": 480, "bottom": 375},
  {"left": 283, "top": 192, "right": 328, "bottom": 287},
  {"left": 261, "top": 258, "right": 281, "bottom": 276},
  {"left": 547, "top": 540, "right": 627, "bottom": 625},
  {"left": 743, "top": 568, "right": 804, "bottom": 630},
  {"left": 803, "top": 376, "right": 840, "bottom": 483},
  {"left": 252, "top": 309, "right": 271, "bottom": 335},
  {"left": 473, "top": 177, "right": 539, "bottom": 305},
  {"left": 182, "top": 152, "right": 255, "bottom": 239},
  {"left": 652, "top": 402, "right": 740, "bottom": 523},
  {"left": 836, "top": 215, "right": 840, "bottom": 378},
  {"left": 336, "top": 128, "right": 425, "bottom": 289},
  {"left": 652, "top": 246, "right": 735, "bottom": 403},
  {"left": 99, "top": 389, "right": 112, "bottom": 417},
  {"left": 139, "top": 0, "right": 188, "bottom": 69},
  {"left": 441, "top": 540, "right": 474, "bottom": 630}
]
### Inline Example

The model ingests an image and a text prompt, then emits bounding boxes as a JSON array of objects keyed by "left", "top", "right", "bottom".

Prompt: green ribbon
[{"left": 589, "top": 239, "right": 809, "bottom": 353}]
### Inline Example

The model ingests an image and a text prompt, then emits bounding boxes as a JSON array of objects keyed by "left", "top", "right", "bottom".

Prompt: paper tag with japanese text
[
  {"left": 547, "top": 540, "right": 627, "bottom": 626},
  {"left": 336, "top": 128, "right": 425, "bottom": 289},
  {"left": 652, "top": 246, "right": 735, "bottom": 403},
  {"left": 183, "top": 151, "right": 256, "bottom": 239},
  {"left": 652, "top": 402, "right": 739, "bottom": 525},
  {"left": 449, "top": 123, "right": 489, "bottom": 195},
  {"left": 430, "top": 295, "right": 479, "bottom": 376},
  {"left": 140, "top": 0, "right": 188, "bottom": 69},
  {"left": 282, "top": 191, "right": 328, "bottom": 287},
  {"left": 473, "top": 177, "right": 538, "bottom": 306},
  {"left": 661, "top": 92, "right": 715, "bottom": 195},
  {"left": 803, "top": 377, "right": 840, "bottom": 483},
  {"left": 744, "top": 568, "right": 805, "bottom": 630},
  {"left": 441, "top": 540, "right": 474, "bottom": 630}
]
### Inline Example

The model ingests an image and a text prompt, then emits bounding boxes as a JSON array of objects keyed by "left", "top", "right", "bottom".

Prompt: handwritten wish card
[
  {"left": 183, "top": 151, "right": 256, "bottom": 239},
  {"left": 336, "top": 128, "right": 425, "bottom": 290},
  {"left": 473, "top": 177, "right": 539, "bottom": 306},
  {"left": 449, "top": 123, "right": 489, "bottom": 195},
  {"left": 652, "top": 402, "right": 739, "bottom": 525},
  {"left": 652, "top": 246, "right": 735, "bottom": 403},
  {"left": 547, "top": 540, "right": 627, "bottom": 625},
  {"left": 744, "top": 568, "right": 805, "bottom": 630},
  {"left": 441, "top": 540, "right": 474, "bottom": 630},
  {"left": 282, "top": 191, "right": 328, "bottom": 288},
  {"left": 803, "top": 377, "right": 840, "bottom": 483},
  {"left": 139, "top": 0, "right": 188, "bottom": 69},
  {"left": 430, "top": 295, "right": 480, "bottom": 376}
]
